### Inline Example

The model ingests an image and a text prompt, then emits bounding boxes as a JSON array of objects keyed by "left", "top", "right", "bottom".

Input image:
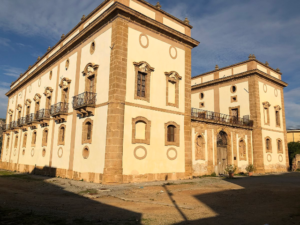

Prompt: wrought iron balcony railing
[
  {"left": 17, "top": 117, "right": 26, "bottom": 127},
  {"left": 73, "top": 92, "right": 97, "bottom": 109},
  {"left": 26, "top": 113, "right": 36, "bottom": 124},
  {"left": 36, "top": 109, "right": 51, "bottom": 121},
  {"left": 10, "top": 121, "right": 18, "bottom": 129},
  {"left": 2, "top": 123, "right": 11, "bottom": 132},
  {"left": 50, "top": 102, "right": 69, "bottom": 116},
  {"left": 191, "top": 108, "right": 254, "bottom": 128}
]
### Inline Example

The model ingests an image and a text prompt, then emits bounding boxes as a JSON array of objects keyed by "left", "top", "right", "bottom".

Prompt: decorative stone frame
[
  {"left": 262, "top": 101, "right": 271, "bottom": 126},
  {"left": 6, "top": 135, "right": 10, "bottom": 149},
  {"left": 169, "top": 46, "right": 177, "bottom": 59},
  {"left": 265, "top": 136, "right": 272, "bottom": 153},
  {"left": 194, "top": 133, "right": 205, "bottom": 160},
  {"left": 14, "top": 135, "right": 18, "bottom": 148},
  {"left": 17, "top": 104, "right": 22, "bottom": 120},
  {"left": 58, "top": 124, "right": 66, "bottom": 146},
  {"left": 82, "top": 118, "right": 93, "bottom": 145},
  {"left": 82, "top": 63, "right": 99, "bottom": 93},
  {"left": 44, "top": 87, "right": 53, "bottom": 98},
  {"left": 132, "top": 116, "right": 151, "bottom": 145},
  {"left": 165, "top": 121, "right": 180, "bottom": 147},
  {"left": 167, "top": 148, "right": 178, "bottom": 160},
  {"left": 274, "top": 105, "right": 281, "bottom": 128},
  {"left": 59, "top": 78, "right": 71, "bottom": 103},
  {"left": 42, "top": 128, "right": 49, "bottom": 147},
  {"left": 90, "top": 41, "right": 96, "bottom": 55},
  {"left": 82, "top": 146, "right": 90, "bottom": 159},
  {"left": 239, "top": 138, "right": 247, "bottom": 161},
  {"left": 139, "top": 33, "right": 149, "bottom": 48},
  {"left": 199, "top": 102, "right": 205, "bottom": 108},
  {"left": 65, "top": 59, "right": 70, "bottom": 70},
  {"left": 231, "top": 95, "right": 238, "bottom": 103},
  {"left": 25, "top": 99, "right": 31, "bottom": 116},
  {"left": 134, "top": 146, "right": 147, "bottom": 160},
  {"left": 230, "top": 85, "right": 237, "bottom": 93},
  {"left": 133, "top": 61, "right": 154, "bottom": 103},
  {"left": 229, "top": 106, "right": 240, "bottom": 118},
  {"left": 199, "top": 92, "right": 204, "bottom": 100},
  {"left": 165, "top": 71, "right": 182, "bottom": 108},
  {"left": 276, "top": 138, "right": 283, "bottom": 154},
  {"left": 33, "top": 93, "right": 42, "bottom": 113},
  {"left": 22, "top": 133, "right": 27, "bottom": 148},
  {"left": 31, "top": 131, "right": 37, "bottom": 147}
]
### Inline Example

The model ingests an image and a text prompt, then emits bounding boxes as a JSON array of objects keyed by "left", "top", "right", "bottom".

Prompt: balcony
[
  {"left": 36, "top": 109, "right": 51, "bottom": 126},
  {"left": 10, "top": 121, "right": 20, "bottom": 133},
  {"left": 73, "top": 92, "right": 96, "bottom": 116},
  {"left": 50, "top": 102, "right": 69, "bottom": 122},
  {"left": 191, "top": 108, "right": 254, "bottom": 129},
  {"left": 2, "top": 124, "right": 11, "bottom": 132},
  {"left": 17, "top": 117, "right": 26, "bottom": 127}
]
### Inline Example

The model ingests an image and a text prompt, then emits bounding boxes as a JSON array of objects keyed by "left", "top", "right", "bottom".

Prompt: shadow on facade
[
  {"left": 172, "top": 173, "right": 300, "bottom": 225},
  {"left": 0, "top": 166, "right": 142, "bottom": 224}
]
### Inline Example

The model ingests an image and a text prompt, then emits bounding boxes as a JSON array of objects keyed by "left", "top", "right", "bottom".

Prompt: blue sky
[{"left": 0, "top": 0, "right": 299, "bottom": 128}]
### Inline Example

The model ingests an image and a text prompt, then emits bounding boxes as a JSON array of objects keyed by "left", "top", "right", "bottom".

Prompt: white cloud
[
  {"left": 0, "top": 0, "right": 102, "bottom": 41},
  {"left": 1, "top": 66, "right": 24, "bottom": 78}
]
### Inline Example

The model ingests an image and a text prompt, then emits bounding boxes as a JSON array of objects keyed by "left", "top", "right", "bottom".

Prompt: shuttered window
[
  {"left": 137, "top": 72, "right": 146, "bottom": 97},
  {"left": 167, "top": 125, "right": 175, "bottom": 142}
]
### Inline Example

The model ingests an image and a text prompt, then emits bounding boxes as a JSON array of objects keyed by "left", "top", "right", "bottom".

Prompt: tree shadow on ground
[
  {"left": 0, "top": 167, "right": 141, "bottom": 225},
  {"left": 172, "top": 173, "right": 300, "bottom": 225}
]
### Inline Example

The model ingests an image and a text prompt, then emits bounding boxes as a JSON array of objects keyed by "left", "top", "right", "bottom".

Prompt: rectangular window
[
  {"left": 276, "top": 111, "right": 280, "bottom": 126},
  {"left": 137, "top": 72, "right": 146, "bottom": 97},
  {"left": 46, "top": 97, "right": 51, "bottom": 110},
  {"left": 167, "top": 126, "right": 175, "bottom": 142},
  {"left": 168, "top": 81, "right": 176, "bottom": 104}
]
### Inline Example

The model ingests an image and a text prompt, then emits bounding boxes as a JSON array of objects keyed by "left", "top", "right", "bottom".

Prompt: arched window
[
  {"left": 239, "top": 139, "right": 246, "bottom": 160},
  {"left": 32, "top": 131, "right": 37, "bottom": 147},
  {"left": 132, "top": 117, "right": 151, "bottom": 145},
  {"left": 14, "top": 135, "right": 18, "bottom": 148},
  {"left": 42, "top": 129, "right": 48, "bottom": 147},
  {"left": 165, "top": 122, "right": 180, "bottom": 147},
  {"left": 195, "top": 134, "right": 205, "bottom": 160},
  {"left": 265, "top": 137, "right": 272, "bottom": 153},
  {"left": 23, "top": 133, "right": 27, "bottom": 148},
  {"left": 277, "top": 139, "right": 283, "bottom": 153},
  {"left": 58, "top": 125, "right": 66, "bottom": 145},
  {"left": 82, "top": 119, "right": 93, "bottom": 144}
]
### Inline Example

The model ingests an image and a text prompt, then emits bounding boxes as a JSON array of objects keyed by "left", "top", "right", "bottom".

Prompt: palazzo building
[{"left": 0, "top": 0, "right": 289, "bottom": 183}]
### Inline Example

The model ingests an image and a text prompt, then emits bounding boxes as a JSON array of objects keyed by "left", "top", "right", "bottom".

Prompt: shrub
[
  {"left": 245, "top": 164, "right": 255, "bottom": 172},
  {"left": 224, "top": 165, "right": 237, "bottom": 174},
  {"left": 211, "top": 172, "right": 216, "bottom": 177}
]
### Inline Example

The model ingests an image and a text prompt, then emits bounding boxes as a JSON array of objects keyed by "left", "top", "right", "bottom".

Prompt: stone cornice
[
  {"left": 7, "top": 2, "right": 200, "bottom": 97},
  {"left": 192, "top": 59, "right": 282, "bottom": 80},
  {"left": 191, "top": 69, "right": 288, "bottom": 91}
]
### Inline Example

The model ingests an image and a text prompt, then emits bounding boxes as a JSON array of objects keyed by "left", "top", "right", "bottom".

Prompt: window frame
[
  {"left": 165, "top": 121, "right": 180, "bottom": 147},
  {"left": 165, "top": 71, "right": 182, "bottom": 108},
  {"left": 22, "top": 133, "right": 27, "bottom": 148},
  {"left": 195, "top": 133, "right": 205, "bottom": 160},
  {"left": 133, "top": 61, "right": 154, "bottom": 103},
  {"left": 58, "top": 124, "right": 66, "bottom": 146},
  {"left": 132, "top": 116, "right": 151, "bottom": 145},
  {"left": 277, "top": 138, "right": 283, "bottom": 153},
  {"left": 274, "top": 105, "right": 281, "bottom": 128},
  {"left": 31, "top": 131, "right": 37, "bottom": 147},
  {"left": 82, "top": 118, "right": 93, "bottom": 144},
  {"left": 262, "top": 101, "right": 271, "bottom": 126},
  {"left": 42, "top": 128, "right": 49, "bottom": 147},
  {"left": 265, "top": 136, "right": 272, "bottom": 153},
  {"left": 239, "top": 138, "right": 247, "bottom": 161}
]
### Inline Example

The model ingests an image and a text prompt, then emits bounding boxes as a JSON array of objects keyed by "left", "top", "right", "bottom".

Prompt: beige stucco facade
[
  {"left": 287, "top": 130, "right": 300, "bottom": 143},
  {"left": 0, "top": 0, "right": 289, "bottom": 183}
]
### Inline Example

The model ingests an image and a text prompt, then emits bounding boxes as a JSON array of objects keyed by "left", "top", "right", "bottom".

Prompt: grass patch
[
  {"left": 78, "top": 189, "right": 98, "bottom": 195},
  {"left": 0, "top": 170, "right": 16, "bottom": 176}
]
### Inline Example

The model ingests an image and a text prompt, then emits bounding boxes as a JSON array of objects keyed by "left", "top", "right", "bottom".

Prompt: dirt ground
[{"left": 0, "top": 170, "right": 300, "bottom": 225}]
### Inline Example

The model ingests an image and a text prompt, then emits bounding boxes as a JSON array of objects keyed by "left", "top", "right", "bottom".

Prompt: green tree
[{"left": 288, "top": 142, "right": 300, "bottom": 165}]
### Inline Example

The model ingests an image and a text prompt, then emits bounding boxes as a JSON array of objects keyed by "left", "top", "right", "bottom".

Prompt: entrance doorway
[{"left": 217, "top": 131, "right": 228, "bottom": 174}]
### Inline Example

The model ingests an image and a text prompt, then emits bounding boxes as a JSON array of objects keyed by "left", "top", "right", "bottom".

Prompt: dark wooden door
[{"left": 217, "top": 147, "right": 227, "bottom": 174}]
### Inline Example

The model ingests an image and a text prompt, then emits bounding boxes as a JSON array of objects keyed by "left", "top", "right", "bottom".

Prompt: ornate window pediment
[
  {"left": 25, "top": 99, "right": 32, "bottom": 106},
  {"left": 33, "top": 93, "right": 41, "bottom": 102},
  {"left": 262, "top": 101, "right": 271, "bottom": 108},
  {"left": 274, "top": 105, "right": 281, "bottom": 111},
  {"left": 44, "top": 87, "right": 53, "bottom": 98},
  {"left": 17, "top": 104, "right": 22, "bottom": 111},
  {"left": 8, "top": 109, "right": 13, "bottom": 115},
  {"left": 59, "top": 77, "right": 71, "bottom": 90},
  {"left": 82, "top": 63, "right": 99, "bottom": 78},
  {"left": 165, "top": 71, "right": 182, "bottom": 82},
  {"left": 133, "top": 61, "right": 155, "bottom": 73},
  {"left": 165, "top": 71, "right": 181, "bottom": 108}
]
